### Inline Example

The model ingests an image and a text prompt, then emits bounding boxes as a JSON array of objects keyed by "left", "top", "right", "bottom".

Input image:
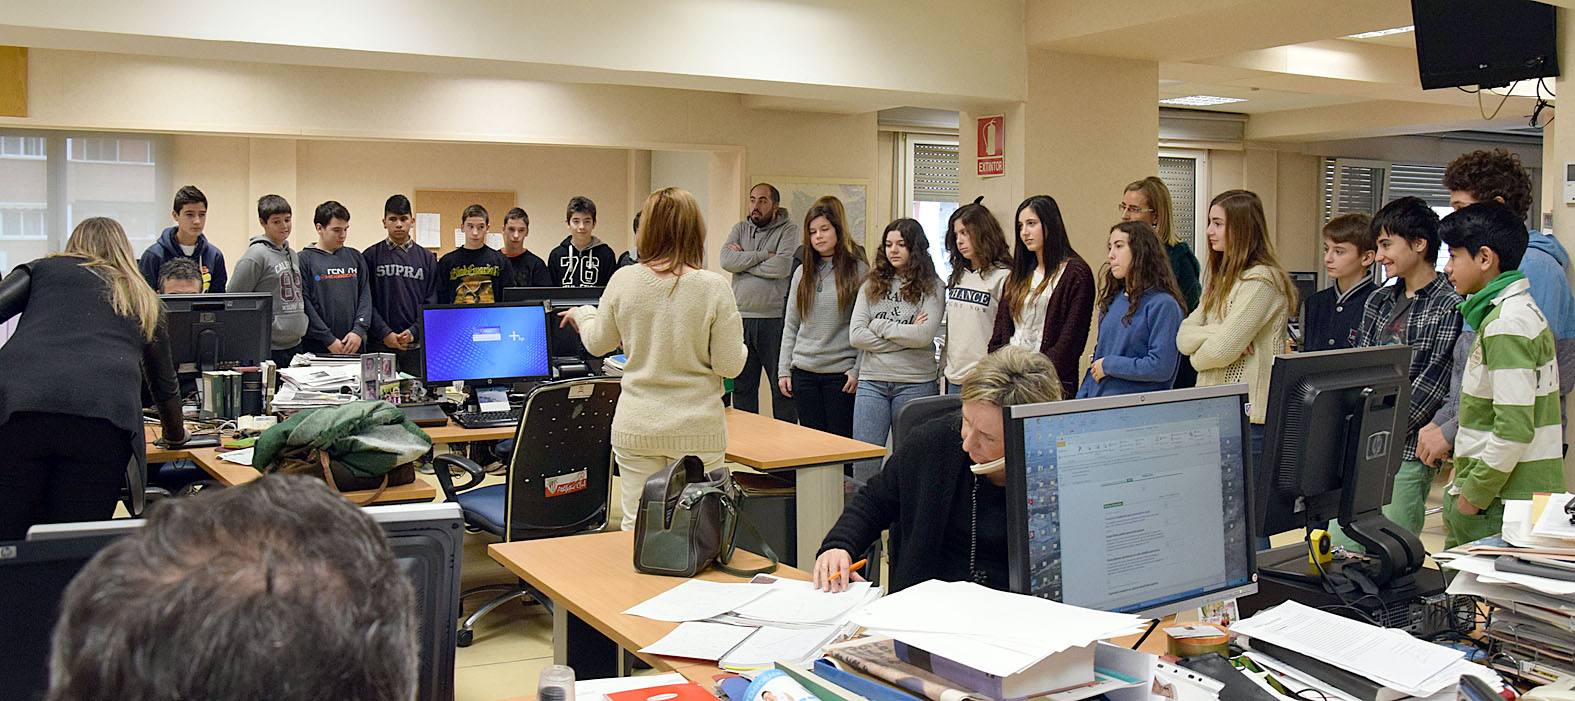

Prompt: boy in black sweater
[
  {"left": 436, "top": 204, "right": 511, "bottom": 304},
  {"left": 298, "top": 201, "right": 373, "bottom": 354},
  {"left": 363, "top": 194, "right": 438, "bottom": 374},
  {"left": 1301, "top": 213, "right": 1377, "bottom": 351},
  {"left": 548, "top": 196, "right": 618, "bottom": 287},
  {"left": 500, "top": 206, "right": 551, "bottom": 287}
]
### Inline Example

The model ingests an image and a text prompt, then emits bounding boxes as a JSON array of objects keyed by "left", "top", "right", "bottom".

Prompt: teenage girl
[
  {"left": 848, "top": 218, "right": 943, "bottom": 483},
  {"left": 988, "top": 195, "right": 1095, "bottom": 398},
  {"left": 778, "top": 200, "right": 869, "bottom": 437},
  {"left": 942, "top": 202, "right": 1012, "bottom": 394},
  {"left": 1076, "top": 221, "right": 1185, "bottom": 398}
]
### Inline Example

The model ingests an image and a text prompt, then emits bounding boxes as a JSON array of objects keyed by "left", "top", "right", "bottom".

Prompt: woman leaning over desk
[
  {"left": 0, "top": 217, "right": 188, "bottom": 541},
  {"left": 560, "top": 187, "right": 747, "bottom": 531},
  {"left": 813, "top": 345, "right": 1062, "bottom": 593}
]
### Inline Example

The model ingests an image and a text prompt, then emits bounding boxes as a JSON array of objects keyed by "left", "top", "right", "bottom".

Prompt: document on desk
[
  {"left": 215, "top": 447, "right": 254, "bottom": 466},
  {"left": 571, "top": 672, "right": 688, "bottom": 701},
  {"left": 1530, "top": 493, "right": 1575, "bottom": 541},
  {"left": 729, "top": 580, "right": 874, "bottom": 625},
  {"left": 1443, "top": 554, "right": 1575, "bottom": 596},
  {"left": 638, "top": 621, "right": 758, "bottom": 661},
  {"left": 1230, "top": 600, "right": 1463, "bottom": 694},
  {"left": 718, "top": 624, "right": 841, "bottom": 669},
  {"left": 624, "top": 580, "right": 773, "bottom": 622}
]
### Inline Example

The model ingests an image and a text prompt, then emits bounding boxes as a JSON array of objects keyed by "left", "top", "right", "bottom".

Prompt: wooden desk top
[
  {"left": 144, "top": 426, "right": 435, "bottom": 504},
  {"left": 489, "top": 530, "right": 808, "bottom": 673},
  {"left": 722, "top": 408, "right": 885, "bottom": 471}
]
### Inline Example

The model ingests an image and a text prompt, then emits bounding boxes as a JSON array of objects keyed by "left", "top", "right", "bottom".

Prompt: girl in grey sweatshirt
[
  {"left": 848, "top": 219, "right": 944, "bottom": 483},
  {"left": 778, "top": 204, "right": 868, "bottom": 437}
]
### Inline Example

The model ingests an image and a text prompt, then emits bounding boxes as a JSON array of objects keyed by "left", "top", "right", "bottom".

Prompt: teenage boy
[
  {"left": 363, "top": 195, "right": 438, "bottom": 375},
  {"left": 435, "top": 204, "right": 511, "bottom": 304},
  {"left": 1345, "top": 197, "right": 1462, "bottom": 542},
  {"left": 1302, "top": 213, "right": 1377, "bottom": 351},
  {"left": 1439, "top": 203, "right": 1564, "bottom": 548},
  {"left": 298, "top": 201, "right": 373, "bottom": 355},
  {"left": 548, "top": 196, "right": 618, "bottom": 287},
  {"left": 139, "top": 185, "right": 227, "bottom": 292},
  {"left": 500, "top": 206, "right": 551, "bottom": 287},
  {"left": 228, "top": 194, "right": 309, "bottom": 367},
  {"left": 1419, "top": 148, "right": 1575, "bottom": 469}
]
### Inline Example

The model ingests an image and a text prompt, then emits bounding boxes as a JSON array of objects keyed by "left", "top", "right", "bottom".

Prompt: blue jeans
[
  {"left": 946, "top": 382, "right": 962, "bottom": 395},
  {"left": 851, "top": 379, "right": 939, "bottom": 485}
]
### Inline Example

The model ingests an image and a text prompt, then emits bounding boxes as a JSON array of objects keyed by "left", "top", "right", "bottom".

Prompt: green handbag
[{"left": 632, "top": 455, "right": 778, "bottom": 578}]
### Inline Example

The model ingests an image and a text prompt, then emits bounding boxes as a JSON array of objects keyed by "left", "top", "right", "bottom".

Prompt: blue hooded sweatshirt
[
  {"left": 1075, "top": 289, "right": 1184, "bottom": 398},
  {"left": 138, "top": 226, "right": 228, "bottom": 292},
  {"left": 1520, "top": 231, "right": 1575, "bottom": 341}
]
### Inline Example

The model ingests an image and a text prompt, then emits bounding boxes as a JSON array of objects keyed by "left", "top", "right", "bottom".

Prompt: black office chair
[
  {"left": 885, "top": 393, "right": 962, "bottom": 575},
  {"left": 432, "top": 377, "right": 620, "bottom": 647}
]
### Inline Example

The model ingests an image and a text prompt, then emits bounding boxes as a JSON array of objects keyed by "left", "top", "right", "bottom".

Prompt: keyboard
[{"left": 452, "top": 409, "right": 522, "bottom": 429}]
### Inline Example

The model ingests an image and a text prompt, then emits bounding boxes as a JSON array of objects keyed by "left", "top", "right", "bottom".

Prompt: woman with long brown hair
[
  {"left": 0, "top": 217, "right": 188, "bottom": 539},
  {"left": 848, "top": 218, "right": 943, "bottom": 484},
  {"left": 1122, "top": 176, "right": 1201, "bottom": 388},
  {"left": 778, "top": 198, "right": 868, "bottom": 437},
  {"left": 942, "top": 201, "right": 1012, "bottom": 394},
  {"left": 988, "top": 195, "right": 1095, "bottom": 398},
  {"left": 562, "top": 187, "right": 747, "bottom": 530},
  {"left": 1176, "top": 190, "right": 1294, "bottom": 468},
  {"left": 1075, "top": 221, "right": 1185, "bottom": 398}
]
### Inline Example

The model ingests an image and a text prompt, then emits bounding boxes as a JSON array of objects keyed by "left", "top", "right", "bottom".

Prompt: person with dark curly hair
[{"left": 1415, "top": 149, "right": 1575, "bottom": 469}]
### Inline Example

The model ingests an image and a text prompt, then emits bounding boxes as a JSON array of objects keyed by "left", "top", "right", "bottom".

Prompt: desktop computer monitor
[
  {"left": 500, "top": 286, "right": 605, "bottom": 360},
  {"left": 162, "top": 292, "right": 272, "bottom": 372},
  {"left": 1003, "top": 384, "right": 1258, "bottom": 618},
  {"left": 6, "top": 503, "right": 463, "bottom": 701},
  {"left": 1256, "top": 346, "right": 1421, "bottom": 592},
  {"left": 420, "top": 302, "right": 552, "bottom": 385}
]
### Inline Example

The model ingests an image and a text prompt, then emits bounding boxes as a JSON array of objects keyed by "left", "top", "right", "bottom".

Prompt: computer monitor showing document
[
  {"left": 1004, "top": 385, "right": 1257, "bottom": 617},
  {"left": 420, "top": 302, "right": 552, "bottom": 384}
]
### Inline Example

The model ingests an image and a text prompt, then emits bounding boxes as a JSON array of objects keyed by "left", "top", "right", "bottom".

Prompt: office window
[
  {"left": 0, "top": 205, "right": 47, "bottom": 240},
  {"left": 68, "top": 136, "right": 155, "bottom": 165},
  {"left": 0, "top": 136, "right": 45, "bottom": 159},
  {"left": 1157, "top": 150, "right": 1208, "bottom": 256},
  {"left": 906, "top": 138, "right": 960, "bottom": 280},
  {"left": 0, "top": 135, "right": 51, "bottom": 268},
  {"left": 1322, "top": 158, "right": 1469, "bottom": 281}
]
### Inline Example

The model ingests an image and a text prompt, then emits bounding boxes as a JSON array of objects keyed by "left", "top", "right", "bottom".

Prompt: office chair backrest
[
  {"left": 502, "top": 377, "right": 620, "bottom": 541},
  {"left": 888, "top": 393, "right": 960, "bottom": 565}
]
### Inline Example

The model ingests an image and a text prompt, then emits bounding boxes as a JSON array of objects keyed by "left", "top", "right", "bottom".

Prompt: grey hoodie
[
  {"left": 721, "top": 208, "right": 797, "bottom": 318},
  {"left": 227, "top": 235, "right": 309, "bottom": 350}
]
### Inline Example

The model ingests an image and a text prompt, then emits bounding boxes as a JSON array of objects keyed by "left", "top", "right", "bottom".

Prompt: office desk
[
  {"left": 490, "top": 530, "right": 807, "bottom": 680},
  {"left": 722, "top": 409, "right": 885, "bottom": 565},
  {"left": 143, "top": 426, "right": 436, "bottom": 504}
]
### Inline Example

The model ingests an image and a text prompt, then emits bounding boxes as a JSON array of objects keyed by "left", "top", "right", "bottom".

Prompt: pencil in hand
[{"left": 828, "top": 558, "right": 868, "bottom": 582}]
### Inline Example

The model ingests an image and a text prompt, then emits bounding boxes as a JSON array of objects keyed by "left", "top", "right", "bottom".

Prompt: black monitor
[
  {"left": 1257, "top": 346, "right": 1422, "bottom": 588},
  {"left": 1003, "top": 384, "right": 1258, "bottom": 618},
  {"left": 420, "top": 302, "right": 552, "bottom": 385},
  {"left": 161, "top": 292, "right": 272, "bottom": 373},
  {"left": 1413, "top": 0, "right": 1559, "bottom": 90},
  {"left": 5, "top": 503, "right": 463, "bottom": 701},
  {"left": 500, "top": 285, "right": 605, "bottom": 308}
]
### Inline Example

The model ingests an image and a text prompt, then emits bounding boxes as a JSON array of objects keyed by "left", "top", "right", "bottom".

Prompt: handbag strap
[
  {"left": 714, "top": 496, "right": 778, "bottom": 578},
  {"left": 313, "top": 450, "right": 389, "bottom": 506}
]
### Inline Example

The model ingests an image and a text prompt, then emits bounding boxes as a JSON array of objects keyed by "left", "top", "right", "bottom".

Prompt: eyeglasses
[{"left": 1117, "top": 203, "right": 1155, "bottom": 215}]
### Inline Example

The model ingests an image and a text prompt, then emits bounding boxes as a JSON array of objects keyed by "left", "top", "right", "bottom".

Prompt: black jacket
[{"left": 818, "top": 411, "right": 979, "bottom": 592}]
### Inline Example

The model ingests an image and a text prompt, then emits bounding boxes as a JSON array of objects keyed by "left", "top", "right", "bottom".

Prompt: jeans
[
  {"left": 0, "top": 413, "right": 132, "bottom": 540},
  {"left": 1330, "top": 458, "right": 1437, "bottom": 552},
  {"left": 789, "top": 368, "right": 855, "bottom": 438},
  {"left": 851, "top": 379, "right": 939, "bottom": 485},
  {"left": 946, "top": 382, "right": 962, "bottom": 395},
  {"left": 734, "top": 318, "right": 797, "bottom": 422},
  {"left": 611, "top": 446, "right": 725, "bottom": 531}
]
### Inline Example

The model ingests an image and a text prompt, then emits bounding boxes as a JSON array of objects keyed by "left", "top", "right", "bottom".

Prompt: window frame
[{"left": 0, "top": 129, "right": 171, "bottom": 258}]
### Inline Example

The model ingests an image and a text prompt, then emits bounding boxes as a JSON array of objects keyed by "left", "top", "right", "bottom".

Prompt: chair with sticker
[{"left": 432, "top": 376, "right": 620, "bottom": 647}]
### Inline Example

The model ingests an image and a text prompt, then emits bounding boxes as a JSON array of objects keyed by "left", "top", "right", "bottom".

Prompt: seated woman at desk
[
  {"left": 813, "top": 346, "right": 1061, "bottom": 592},
  {"left": 0, "top": 217, "right": 188, "bottom": 540}
]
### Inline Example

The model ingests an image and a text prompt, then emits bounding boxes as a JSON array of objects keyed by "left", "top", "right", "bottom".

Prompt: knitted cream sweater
[
  {"left": 1176, "top": 265, "right": 1290, "bottom": 424},
  {"left": 575, "top": 265, "right": 748, "bottom": 453}
]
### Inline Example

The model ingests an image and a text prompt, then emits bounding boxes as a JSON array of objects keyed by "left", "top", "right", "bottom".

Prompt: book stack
[
  {"left": 1441, "top": 493, "right": 1575, "bottom": 686},
  {"left": 199, "top": 369, "right": 243, "bottom": 419}
]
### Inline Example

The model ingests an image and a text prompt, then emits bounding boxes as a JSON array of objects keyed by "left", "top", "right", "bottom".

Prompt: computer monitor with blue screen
[
  {"left": 1003, "top": 384, "right": 1257, "bottom": 617},
  {"left": 421, "top": 302, "right": 551, "bottom": 384}
]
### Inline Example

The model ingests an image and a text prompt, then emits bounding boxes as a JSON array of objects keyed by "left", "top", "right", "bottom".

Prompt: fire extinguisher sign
[{"left": 977, "top": 115, "right": 1005, "bottom": 177}]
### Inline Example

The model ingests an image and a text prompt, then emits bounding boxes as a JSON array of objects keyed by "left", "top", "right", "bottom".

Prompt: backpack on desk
[
  {"left": 632, "top": 456, "right": 777, "bottom": 578},
  {"left": 252, "top": 400, "right": 430, "bottom": 504}
]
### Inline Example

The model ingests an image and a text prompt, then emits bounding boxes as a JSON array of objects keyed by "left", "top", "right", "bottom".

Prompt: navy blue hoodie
[{"left": 138, "top": 226, "right": 228, "bottom": 292}]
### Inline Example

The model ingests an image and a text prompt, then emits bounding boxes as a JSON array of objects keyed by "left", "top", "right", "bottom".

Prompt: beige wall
[{"left": 1205, "top": 147, "right": 1322, "bottom": 273}]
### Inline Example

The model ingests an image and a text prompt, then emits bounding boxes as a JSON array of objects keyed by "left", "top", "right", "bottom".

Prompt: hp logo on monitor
[{"left": 1366, "top": 431, "right": 1392, "bottom": 460}]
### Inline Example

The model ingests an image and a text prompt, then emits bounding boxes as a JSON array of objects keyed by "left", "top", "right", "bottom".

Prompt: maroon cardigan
[{"left": 988, "top": 256, "right": 1096, "bottom": 397}]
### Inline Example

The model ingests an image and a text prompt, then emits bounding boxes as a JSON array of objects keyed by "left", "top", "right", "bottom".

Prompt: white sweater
[{"left": 575, "top": 265, "right": 748, "bottom": 453}]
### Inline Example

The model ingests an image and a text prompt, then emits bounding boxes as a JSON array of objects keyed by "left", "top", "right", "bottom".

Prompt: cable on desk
[{"left": 1130, "top": 619, "right": 1161, "bottom": 650}]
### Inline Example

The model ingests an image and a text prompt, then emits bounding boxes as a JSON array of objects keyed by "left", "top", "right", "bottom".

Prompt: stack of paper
[
  {"left": 625, "top": 577, "right": 881, "bottom": 669},
  {"left": 1442, "top": 495, "right": 1575, "bottom": 686},
  {"left": 270, "top": 385, "right": 357, "bottom": 410},
  {"left": 279, "top": 364, "right": 361, "bottom": 392},
  {"left": 1231, "top": 601, "right": 1502, "bottom": 699},
  {"left": 849, "top": 580, "right": 1147, "bottom": 679}
]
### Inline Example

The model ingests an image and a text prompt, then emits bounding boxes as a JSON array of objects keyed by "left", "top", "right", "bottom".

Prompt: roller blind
[
  {"left": 1158, "top": 156, "right": 1198, "bottom": 250},
  {"left": 912, "top": 141, "right": 959, "bottom": 203}
]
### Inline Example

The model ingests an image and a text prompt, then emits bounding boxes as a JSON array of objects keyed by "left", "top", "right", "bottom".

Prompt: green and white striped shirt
[{"left": 1452, "top": 278, "right": 1565, "bottom": 509}]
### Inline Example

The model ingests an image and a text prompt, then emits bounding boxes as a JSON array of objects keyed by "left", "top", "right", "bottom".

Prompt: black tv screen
[{"left": 1413, "top": 0, "right": 1558, "bottom": 90}]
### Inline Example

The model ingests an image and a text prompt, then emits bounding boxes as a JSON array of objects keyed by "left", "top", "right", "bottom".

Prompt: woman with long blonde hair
[
  {"left": 0, "top": 217, "right": 188, "bottom": 539},
  {"left": 561, "top": 188, "right": 747, "bottom": 530},
  {"left": 1176, "top": 190, "right": 1294, "bottom": 470}
]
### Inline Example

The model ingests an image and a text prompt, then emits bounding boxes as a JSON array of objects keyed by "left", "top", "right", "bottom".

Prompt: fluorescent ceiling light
[
  {"left": 1345, "top": 25, "right": 1414, "bottom": 39},
  {"left": 1159, "top": 95, "right": 1248, "bottom": 107}
]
